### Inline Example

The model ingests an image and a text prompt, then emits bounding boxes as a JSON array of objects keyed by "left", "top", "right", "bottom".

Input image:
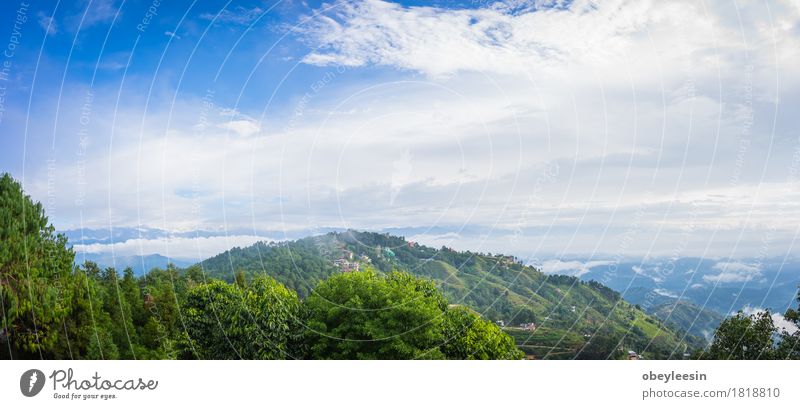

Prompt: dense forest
[{"left": 2, "top": 172, "right": 799, "bottom": 360}]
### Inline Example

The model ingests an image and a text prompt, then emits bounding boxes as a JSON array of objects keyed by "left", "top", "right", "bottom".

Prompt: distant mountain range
[
  {"left": 539, "top": 257, "right": 800, "bottom": 315},
  {"left": 534, "top": 257, "right": 800, "bottom": 342},
  {"left": 75, "top": 253, "right": 194, "bottom": 276}
]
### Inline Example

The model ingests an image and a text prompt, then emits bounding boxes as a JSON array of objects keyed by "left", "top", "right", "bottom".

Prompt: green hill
[
  {"left": 198, "top": 230, "right": 703, "bottom": 359},
  {"left": 650, "top": 301, "right": 723, "bottom": 343},
  {"left": 617, "top": 287, "right": 723, "bottom": 343}
]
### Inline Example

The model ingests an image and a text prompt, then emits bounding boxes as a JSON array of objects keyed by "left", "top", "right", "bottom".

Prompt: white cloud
[
  {"left": 653, "top": 288, "right": 678, "bottom": 298},
  {"left": 537, "top": 259, "right": 613, "bottom": 276},
  {"left": 406, "top": 232, "right": 463, "bottom": 249},
  {"left": 63, "top": 0, "right": 120, "bottom": 31},
  {"left": 218, "top": 119, "right": 261, "bottom": 137},
  {"left": 301, "top": 0, "right": 649, "bottom": 77},
  {"left": 201, "top": 6, "right": 264, "bottom": 26},
  {"left": 713, "top": 262, "right": 760, "bottom": 274},
  {"left": 703, "top": 262, "right": 763, "bottom": 283},
  {"left": 300, "top": 0, "right": 800, "bottom": 82},
  {"left": 84, "top": 0, "right": 119, "bottom": 26},
  {"left": 74, "top": 235, "right": 272, "bottom": 261},
  {"left": 37, "top": 12, "right": 57, "bottom": 35}
]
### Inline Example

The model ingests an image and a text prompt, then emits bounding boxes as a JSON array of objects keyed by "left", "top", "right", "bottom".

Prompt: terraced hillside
[{"left": 199, "top": 230, "right": 703, "bottom": 358}]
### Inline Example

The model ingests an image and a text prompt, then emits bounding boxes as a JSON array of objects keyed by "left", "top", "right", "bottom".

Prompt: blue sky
[{"left": 2, "top": 0, "right": 800, "bottom": 265}]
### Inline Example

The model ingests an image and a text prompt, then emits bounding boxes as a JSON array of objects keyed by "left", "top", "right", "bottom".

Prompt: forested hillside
[{"left": 199, "top": 230, "right": 703, "bottom": 358}]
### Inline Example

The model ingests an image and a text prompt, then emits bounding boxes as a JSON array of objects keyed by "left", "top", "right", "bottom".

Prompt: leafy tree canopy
[
  {"left": 183, "top": 276, "right": 305, "bottom": 359},
  {"left": 304, "top": 269, "right": 522, "bottom": 360},
  {"left": 701, "top": 310, "right": 776, "bottom": 360}
]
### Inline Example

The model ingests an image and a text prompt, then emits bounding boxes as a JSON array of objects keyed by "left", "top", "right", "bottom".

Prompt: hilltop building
[{"left": 333, "top": 259, "right": 360, "bottom": 272}]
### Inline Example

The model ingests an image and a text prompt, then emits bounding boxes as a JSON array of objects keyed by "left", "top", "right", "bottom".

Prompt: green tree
[
  {"left": 98, "top": 267, "right": 140, "bottom": 358},
  {"left": 777, "top": 291, "right": 800, "bottom": 359},
  {"left": 184, "top": 265, "right": 206, "bottom": 287},
  {"left": 441, "top": 306, "right": 523, "bottom": 359},
  {"left": 235, "top": 270, "right": 247, "bottom": 289},
  {"left": 133, "top": 268, "right": 178, "bottom": 358},
  {"left": 183, "top": 276, "right": 304, "bottom": 359},
  {"left": 0, "top": 173, "right": 75, "bottom": 358},
  {"left": 120, "top": 267, "right": 146, "bottom": 329},
  {"left": 182, "top": 280, "right": 240, "bottom": 359},
  {"left": 52, "top": 262, "right": 118, "bottom": 359},
  {"left": 304, "top": 270, "right": 448, "bottom": 359},
  {"left": 703, "top": 310, "right": 776, "bottom": 360}
]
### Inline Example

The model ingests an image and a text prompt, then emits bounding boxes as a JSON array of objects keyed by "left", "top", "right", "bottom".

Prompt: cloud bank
[
  {"left": 14, "top": 0, "right": 800, "bottom": 260},
  {"left": 703, "top": 261, "right": 764, "bottom": 283}
]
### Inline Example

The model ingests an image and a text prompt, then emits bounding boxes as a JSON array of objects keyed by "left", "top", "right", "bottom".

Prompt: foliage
[
  {"left": 304, "top": 270, "right": 448, "bottom": 359},
  {"left": 777, "top": 292, "right": 800, "bottom": 359},
  {"left": 442, "top": 306, "right": 524, "bottom": 360},
  {"left": 691, "top": 292, "right": 800, "bottom": 360},
  {"left": 304, "top": 270, "right": 523, "bottom": 360},
  {"left": 701, "top": 311, "right": 776, "bottom": 360},
  {"left": 182, "top": 276, "right": 305, "bottom": 359},
  {"left": 0, "top": 173, "right": 75, "bottom": 357}
]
